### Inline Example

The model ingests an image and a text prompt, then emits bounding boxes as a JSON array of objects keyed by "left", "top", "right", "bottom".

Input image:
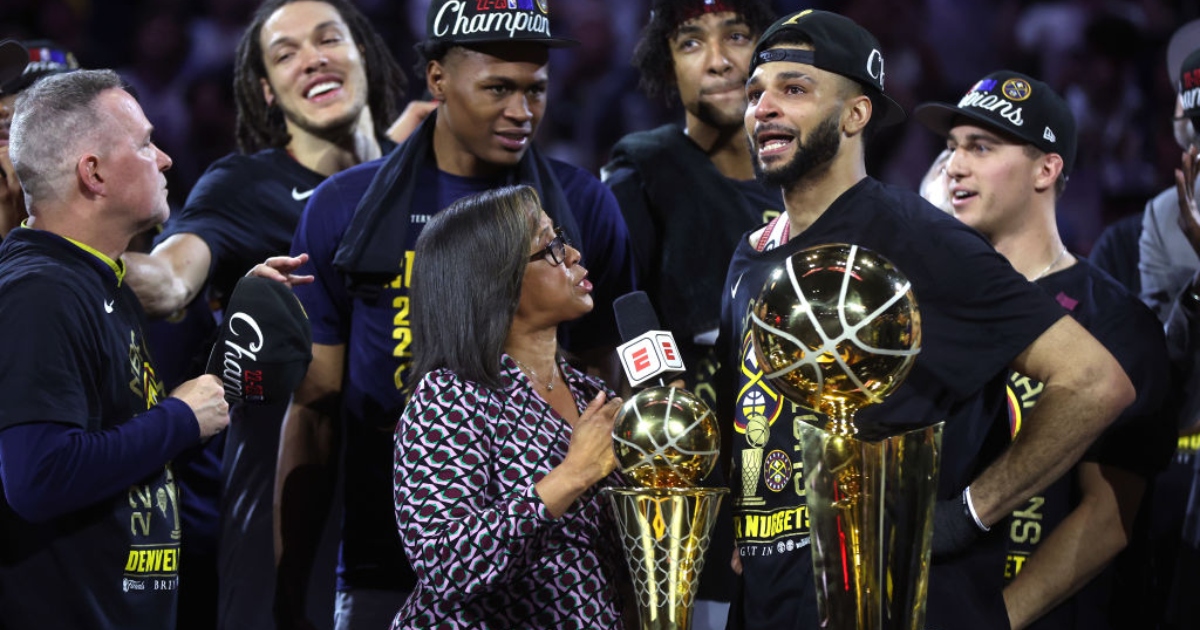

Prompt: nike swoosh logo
[
  {"left": 104, "top": 300, "right": 114, "bottom": 314},
  {"left": 292, "top": 187, "right": 315, "bottom": 201},
  {"left": 731, "top": 273, "right": 743, "bottom": 299}
]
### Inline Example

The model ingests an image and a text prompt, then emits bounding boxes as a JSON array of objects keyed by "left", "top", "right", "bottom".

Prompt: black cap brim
[
  {"left": 0, "top": 40, "right": 27, "bottom": 87},
  {"left": 913, "top": 102, "right": 1000, "bottom": 140},
  {"left": 870, "top": 92, "right": 906, "bottom": 128}
]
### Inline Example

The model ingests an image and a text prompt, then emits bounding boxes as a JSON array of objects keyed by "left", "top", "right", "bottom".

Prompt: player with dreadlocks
[{"left": 122, "top": 1, "right": 434, "bottom": 628}]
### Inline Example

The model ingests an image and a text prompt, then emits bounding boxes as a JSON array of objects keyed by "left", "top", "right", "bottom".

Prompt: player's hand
[
  {"left": 247, "top": 253, "right": 314, "bottom": 288},
  {"left": 731, "top": 547, "right": 743, "bottom": 575},
  {"left": 1175, "top": 145, "right": 1200, "bottom": 257},
  {"left": 171, "top": 374, "right": 230, "bottom": 440},
  {"left": 563, "top": 391, "right": 622, "bottom": 487},
  {"left": 386, "top": 99, "right": 439, "bottom": 145},
  {"left": 0, "top": 148, "right": 26, "bottom": 237}
]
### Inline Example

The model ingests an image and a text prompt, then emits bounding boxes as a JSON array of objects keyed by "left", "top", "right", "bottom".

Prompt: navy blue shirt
[{"left": 0, "top": 228, "right": 200, "bottom": 629}]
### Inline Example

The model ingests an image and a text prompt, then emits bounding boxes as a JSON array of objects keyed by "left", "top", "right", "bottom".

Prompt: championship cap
[
  {"left": 1, "top": 40, "right": 80, "bottom": 96},
  {"left": 914, "top": 70, "right": 1078, "bottom": 176},
  {"left": 1179, "top": 48, "right": 1200, "bottom": 123},
  {"left": 425, "top": 0, "right": 577, "bottom": 48},
  {"left": 749, "top": 9, "right": 905, "bottom": 128},
  {"left": 1168, "top": 19, "right": 1200, "bottom": 91},
  {"left": 206, "top": 276, "right": 313, "bottom": 406},
  {"left": 0, "top": 40, "right": 26, "bottom": 89}
]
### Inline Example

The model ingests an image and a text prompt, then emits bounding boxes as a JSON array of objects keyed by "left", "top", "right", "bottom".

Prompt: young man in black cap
[
  {"left": 1141, "top": 30, "right": 1200, "bottom": 626},
  {"left": 274, "top": 1, "right": 636, "bottom": 628},
  {"left": 720, "top": 9, "right": 1134, "bottom": 629},
  {"left": 915, "top": 70, "right": 1174, "bottom": 630},
  {"left": 0, "top": 68, "right": 229, "bottom": 629}
]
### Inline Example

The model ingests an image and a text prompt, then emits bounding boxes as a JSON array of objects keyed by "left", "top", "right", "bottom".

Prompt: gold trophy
[
  {"left": 604, "top": 386, "right": 728, "bottom": 630},
  {"left": 749, "top": 243, "right": 941, "bottom": 630}
]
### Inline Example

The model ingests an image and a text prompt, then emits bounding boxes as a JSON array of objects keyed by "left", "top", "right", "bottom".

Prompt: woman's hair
[
  {"left": 410, "top": 185, "right": 541, "bottom": 389},
  {"left": 232, "top": 0, "right": 407, "bottom": 154}
]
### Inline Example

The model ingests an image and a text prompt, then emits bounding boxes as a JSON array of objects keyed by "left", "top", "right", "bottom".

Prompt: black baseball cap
[
  {"left": 425, "top": 0, "right": 577, "bottom": 48},
  {"left": 206, "top": 276, "right": 312, "bottom": 406},
  {"left": 914, "top": 70, "right": 1078, "bottom": 176},
  {"left": 0, "top": 40, "right": 26, "bottom": 89},
  {"left": 1180, "top": 48, "right": 1200, "bottom": 123},
  {"left": 749, "top": 9, "right": 905, "bottom": 128},
  {"left": 1, "top": 40, "right": 80, "bottom": 96}
]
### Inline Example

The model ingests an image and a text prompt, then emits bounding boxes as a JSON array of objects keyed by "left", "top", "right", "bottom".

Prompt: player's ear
[{"left": 261, "top": 77, "right": 275, "bottom": 108}]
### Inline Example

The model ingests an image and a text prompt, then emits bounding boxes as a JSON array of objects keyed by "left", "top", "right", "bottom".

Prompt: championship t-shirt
[
  {"left": 0, "top": 229, "right": 182, "bottom": 628},
  {"left": 719, "top": 177, "right": 1065, "bottom": 630},
  {"left": 1003, "top": 258, "right": 1173, "bottom": 630}
]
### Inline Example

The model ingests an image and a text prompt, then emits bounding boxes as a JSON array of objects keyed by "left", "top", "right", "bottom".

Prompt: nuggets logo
[
  {"left": 1002, "top": 78, "right": 1032, "bottom": 101},
  {"left": 128, "top": 331, "right": 164, "bottom": 409},
  {"left": 535, "top": 0, "right": 548, "bottom": 14},
  {"left": 734, "top": 330, "right": 786, "bottom": 435},
  {"left": 763, "top": 450, "right": 791, "bottom": 492}
]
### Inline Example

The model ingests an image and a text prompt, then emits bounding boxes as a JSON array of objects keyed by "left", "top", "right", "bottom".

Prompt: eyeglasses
[{"left": 529, "top": 227, "right": 570, "bottom": 266}]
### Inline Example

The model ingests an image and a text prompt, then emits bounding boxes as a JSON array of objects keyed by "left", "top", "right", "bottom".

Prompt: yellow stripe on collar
[{"left": 64, "top": 236, "right": 126, "bottom": 285}]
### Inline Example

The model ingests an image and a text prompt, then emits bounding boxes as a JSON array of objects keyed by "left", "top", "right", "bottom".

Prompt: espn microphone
[{"left": 612, "top": 291, "right": 685, "bottom": 389}]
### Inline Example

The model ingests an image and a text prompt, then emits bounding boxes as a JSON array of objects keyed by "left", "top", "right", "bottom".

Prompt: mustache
[
  {"left": 752, "top": 122, "right": 798, "bottom": 141},
  {"left": 700, "top": 79, "right": 747, "bottom": 96}
]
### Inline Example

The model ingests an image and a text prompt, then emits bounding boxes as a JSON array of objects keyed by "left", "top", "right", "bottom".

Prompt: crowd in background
[{"left": 3, "top": 0, "right": 1200, "bottom": 255}]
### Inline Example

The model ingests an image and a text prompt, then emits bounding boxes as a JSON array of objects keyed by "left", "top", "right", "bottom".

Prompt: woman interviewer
[{"left": 392, "top": 185, "right": 627, "bottom": 628}]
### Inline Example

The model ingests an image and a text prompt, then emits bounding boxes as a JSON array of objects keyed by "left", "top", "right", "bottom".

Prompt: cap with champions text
[
  {"left": 1179, "top": 48, "right": 1200, "bottom": 124},
  {"left": 914, "top": 70, "right": 1078, "bottom": 176},
  {"left": 206, "top": 276, "right": 312, "bottom": 406},
  {"left": 425, "top": 0, "right": 577, "bottom": 48},
  {"left": 749, "top": 9, "right": 905, "bottom": 128}
]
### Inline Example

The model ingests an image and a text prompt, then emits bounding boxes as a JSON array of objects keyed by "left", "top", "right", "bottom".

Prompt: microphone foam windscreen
[{"left": 613, "top": 291, "right": 661, "bottom": 343}]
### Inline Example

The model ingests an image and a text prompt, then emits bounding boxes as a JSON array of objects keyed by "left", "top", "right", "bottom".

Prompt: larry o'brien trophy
[
  {"left": 749, "top": 243, "right": 941, "bottom": 630},
  {"left": 602, "top": 292, "right": 727, "bottom": 630}
]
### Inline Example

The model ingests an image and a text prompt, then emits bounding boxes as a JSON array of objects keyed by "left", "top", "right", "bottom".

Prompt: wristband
[{"left": 964, "top": 486, "right": 989, "bottom": 532}]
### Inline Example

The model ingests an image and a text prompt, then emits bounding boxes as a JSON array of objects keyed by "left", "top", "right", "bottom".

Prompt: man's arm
[
  {"left": 1002, "top": 463, "right": 1144, "bottom": 629},
  {"left": 123, "top": 233, "right": 212, "bottom": 317},
  {"left": 273, "top": 342, "right": 344, "bottom": 630},
  {"left": 970, "top": 316, "right": 1135, "bottom": 525}
]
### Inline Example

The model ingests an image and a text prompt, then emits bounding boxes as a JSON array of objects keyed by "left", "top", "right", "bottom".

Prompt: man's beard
[{"left": 758, "top": 110, "right": 841, "bottom": 188}]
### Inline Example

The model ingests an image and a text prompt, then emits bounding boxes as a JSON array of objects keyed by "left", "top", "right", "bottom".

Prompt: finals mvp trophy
[
  {"left": 602, "top": 292, "right": 727, "bottom": 630},
  {"left": 749, "top": 243, "right": 941, "bottom": 630}
]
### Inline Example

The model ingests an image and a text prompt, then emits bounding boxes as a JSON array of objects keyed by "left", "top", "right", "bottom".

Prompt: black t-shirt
[
  {"left": 155, "top": 148, "right": 325, "bottom": 309},
  {"left": 719, "top": 178, "right": 1065, "bottom": 630},
  {"left": 1003, "top": 258, "right": 1173, "bottom": 630},
  {"left": 0, "top": 229, "right": 181, "bottom": 628}
]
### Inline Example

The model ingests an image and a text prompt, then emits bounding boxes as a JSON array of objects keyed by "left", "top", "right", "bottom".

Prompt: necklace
[
  {"left": 1032, "top": 248, "right": 1069, "bottom": 281},
  {"left": 513, "top": 358, "right": 557, "bottom": 391}
]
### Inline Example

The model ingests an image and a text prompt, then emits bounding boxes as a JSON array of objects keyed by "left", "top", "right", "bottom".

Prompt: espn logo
[{"left": 617, "top": 331, "right": 685, "bottom": 387}]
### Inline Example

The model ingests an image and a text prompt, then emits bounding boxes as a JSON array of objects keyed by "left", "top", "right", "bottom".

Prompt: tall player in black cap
[
  {"left": 275, "top": 0, "right": 635, "bottom": 628},
  {"left": 720, "top": 10, "right": 1134, "bottom": 629},
  {"left": 916, "top": 70, "right": 1174, "bottom": 630}
]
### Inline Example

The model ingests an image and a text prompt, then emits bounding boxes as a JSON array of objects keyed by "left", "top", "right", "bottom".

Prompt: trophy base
[{"left": 601, "top": 487, "right": 728, "bottom": 630}]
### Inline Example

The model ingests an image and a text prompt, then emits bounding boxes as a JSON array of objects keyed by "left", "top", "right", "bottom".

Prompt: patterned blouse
[{"left": 392, "top": 354, "right": 626, "bottom": 629}]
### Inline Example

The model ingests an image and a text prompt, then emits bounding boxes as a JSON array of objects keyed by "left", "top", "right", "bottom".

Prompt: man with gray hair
[{"left": 0, "top": 69, "right": 229, "bottom": 628}]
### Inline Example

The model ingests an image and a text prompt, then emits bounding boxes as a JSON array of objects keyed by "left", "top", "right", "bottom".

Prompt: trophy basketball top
[
  {"left": 749, "top": 243, "right": 921, "bottom": 433},
  {"left": 611, "top": 386, "right": 721, "bottom": 489}
]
